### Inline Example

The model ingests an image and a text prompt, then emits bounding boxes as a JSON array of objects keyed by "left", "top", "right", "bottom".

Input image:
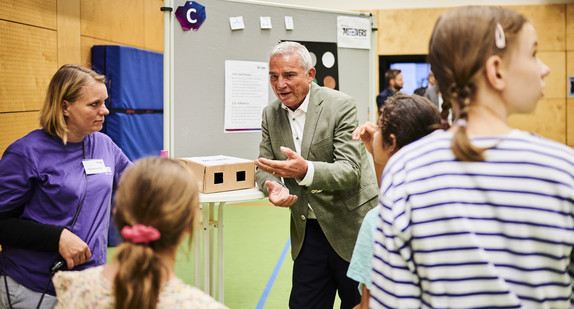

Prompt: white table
[{"left": 196, "top": 187, "right": 264, "bottom": 302}]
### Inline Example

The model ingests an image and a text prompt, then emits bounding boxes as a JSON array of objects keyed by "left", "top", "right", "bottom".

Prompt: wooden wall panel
[
  {"left": 57, "top": 0, "right": 81, "bottom": 66},
  {"left": 0, "top": 20, "right": 57, "bottom": 113},
  {"left": 81, "top": 0, "right": 145, "bottom": 48},
  {"left": 80, "top": 0, "right": 164, "bottom": 68},
  {"left": 375, "top": 7, "right": 447, "bottom": 55},
  {"left": 538, "top": 52, "right": 566, "bottom": 100},
  {"left": 568, "top": 4, "right": 574, "bottom": 51},
  {"left": 568, "top": 51, "right": 574, "bottom": 89},
  {"left": 0, "top": 0, "right": 57, "bottom": 29},
  {"left": 0, "top": 0, "right": 164, "bottom": 157},
  {"left": 0, "top": 112, "right": 41, "bottom": 155},
  {"left": 508, "top": 98, "right": 566, "bottom": 143},
  {"left": 376, "top": 5, "right": 565, "bottom": 56},
  {"left": 509, "top": 4, "right": 565, "bottom": 52},
  {"left": 144, "top": 0, "right": 164, "bottom": 53}
]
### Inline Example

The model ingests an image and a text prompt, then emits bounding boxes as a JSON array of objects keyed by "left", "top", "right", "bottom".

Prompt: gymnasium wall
[
  {"left": 0, "top": 0, "right": 163, "bottom": 155},
  {"left": 0, "top": 1, "right": 572, "bottom": 156},
  {"left": 370, "top": 4, "right": 574, "bottom": 146}
]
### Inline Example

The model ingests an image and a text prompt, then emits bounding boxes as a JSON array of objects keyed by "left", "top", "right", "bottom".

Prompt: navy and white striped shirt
[{"left": 371, "top": 129, "right": 574, "bottom": 309}]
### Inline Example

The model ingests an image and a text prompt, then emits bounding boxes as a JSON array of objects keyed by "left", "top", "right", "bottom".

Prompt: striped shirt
[{"left": 371, "top": 129, "right": 574, "bottom": 309}]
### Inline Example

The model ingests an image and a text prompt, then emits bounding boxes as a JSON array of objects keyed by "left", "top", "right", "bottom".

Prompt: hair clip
[
  {"left": 455, "top": 119, "right": 467, "bottom": 128},
  {"left": 495, "top": 23, "right": 506, "bottom": 49}
]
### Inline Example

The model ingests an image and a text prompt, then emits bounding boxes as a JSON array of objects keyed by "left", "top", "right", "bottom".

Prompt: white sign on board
[
  {"left": 337, "top": 16, "right": 371, "bottom": 49},
  {"left": 224, "top": 60, "right": 269, "bottom": 132}
]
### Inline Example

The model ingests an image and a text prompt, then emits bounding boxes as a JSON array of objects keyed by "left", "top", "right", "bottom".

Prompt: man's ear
[
  {"left": 484, "top": 55, "right": 505, "bottom": 91},
  {"left": 307, "top": 67, "right": 316, "bottom": 82}
]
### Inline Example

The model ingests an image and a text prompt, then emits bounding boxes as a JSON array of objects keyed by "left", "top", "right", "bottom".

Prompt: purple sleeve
[
  {"left": 0, "top": 151, "right": 64, "bottom": 251},
  {"left": 113, "top": 143, "right": 132, "bottom": 188},
  {"left": 0, "top": 151, "right": 36, "bottom": 212}
]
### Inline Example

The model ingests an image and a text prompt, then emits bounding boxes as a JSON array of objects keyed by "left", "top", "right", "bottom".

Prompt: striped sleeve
[{"left": 371, "top": 167, "right": 423, "bottom": 308}]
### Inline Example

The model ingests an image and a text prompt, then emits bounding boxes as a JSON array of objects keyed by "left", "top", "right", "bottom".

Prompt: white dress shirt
[{"left": 281, "top": 89, "right": 316, "bottom": 218}]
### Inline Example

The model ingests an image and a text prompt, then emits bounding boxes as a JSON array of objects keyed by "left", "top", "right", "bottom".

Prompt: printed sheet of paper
[
  {"left": 337, "top": 16, "right": 371, "bottom": 49},
  {"left": 224, "top": 60, "right": 269, "bottom": 132}
]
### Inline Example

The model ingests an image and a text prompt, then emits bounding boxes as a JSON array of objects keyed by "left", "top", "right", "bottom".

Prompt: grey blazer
[
  {"left": 255, "top": 83, "right": 379, "bottom": 262},
  {"left": 424, "top": 85, "right": 440, "bottom": 109}
]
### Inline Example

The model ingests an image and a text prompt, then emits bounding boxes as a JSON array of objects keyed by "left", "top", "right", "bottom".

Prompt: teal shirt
[{"left": 346, "top": 205, "right": 380, "bottom": 293}]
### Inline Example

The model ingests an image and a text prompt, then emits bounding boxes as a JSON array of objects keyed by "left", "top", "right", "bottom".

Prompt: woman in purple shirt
[{"left": 0, "top": 64, "right": 131, "bottom": 308}]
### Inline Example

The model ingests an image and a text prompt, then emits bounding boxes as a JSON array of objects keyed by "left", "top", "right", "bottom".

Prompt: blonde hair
[
  {"left": 428, "top": 6, "right": 527, "bottom": 161},
  {"left": 39, "top": 64, "right": 106, "bottom": 144},
  {"left": 112, "top": 157, "right": 199, "bottom": 309}
]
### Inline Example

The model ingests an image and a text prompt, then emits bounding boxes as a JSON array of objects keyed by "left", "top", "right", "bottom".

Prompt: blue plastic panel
[
  {"left": 105, "top": 113, "right": 164, "bottom": 160},
  {"left": 93, "top": 45, "right": 163, "bottom": 110},
  {"left": 92, "top": 45, "right": 164, "bottom": 161}
]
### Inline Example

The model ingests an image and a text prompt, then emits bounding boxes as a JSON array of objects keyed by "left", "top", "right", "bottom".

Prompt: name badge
[{"left": 82, "top": 159, "right": 110, "bottom": 175}]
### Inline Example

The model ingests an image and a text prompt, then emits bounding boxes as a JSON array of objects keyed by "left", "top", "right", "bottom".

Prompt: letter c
[{"left": 186, "top": 8, "right": 197, "bottom": 23}]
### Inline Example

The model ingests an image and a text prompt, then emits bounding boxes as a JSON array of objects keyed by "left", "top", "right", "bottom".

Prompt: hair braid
[{"left": 450, "top": 83, "right": 485, "bottom": 161}]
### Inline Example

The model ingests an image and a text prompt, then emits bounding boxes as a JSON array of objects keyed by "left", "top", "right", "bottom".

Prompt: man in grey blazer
[{"left": 255, "top": 42, "right": 379, "bottom": 309}]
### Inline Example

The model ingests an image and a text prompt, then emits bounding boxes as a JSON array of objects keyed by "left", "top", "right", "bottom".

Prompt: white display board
[{"left": 167, "top": 0, "right": 375, "bottom": 159}]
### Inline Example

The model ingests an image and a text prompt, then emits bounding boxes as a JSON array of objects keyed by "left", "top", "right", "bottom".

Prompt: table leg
[
  {"left": 197, "top": 188, "right": 264, "bottom": 302},
  {"left": 209, "top": 202, "right": 215, "bottom": 296},
  {"left": 218, "top": 201, "right": 225, "bottom": 302},
  {"left": 194, "top": 212, "right": 200, "bottom": 286},
  {"left": 203, "top": 202, "right": 211, "bottom": 294}
]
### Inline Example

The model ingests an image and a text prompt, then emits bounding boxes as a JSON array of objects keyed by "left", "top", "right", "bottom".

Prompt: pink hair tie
[{"left": 121, "top": 224, "right": 161, "bottom": 244}]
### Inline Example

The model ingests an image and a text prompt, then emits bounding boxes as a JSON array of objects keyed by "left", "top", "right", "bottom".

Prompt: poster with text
[{"left": 224, "top": 60, "right": 268, "bottom": 132}]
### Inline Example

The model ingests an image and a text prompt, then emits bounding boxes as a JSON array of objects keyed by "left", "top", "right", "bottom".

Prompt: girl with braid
[
  {"left": 52, "top": 157, "right": 227, "bottom": 309},
  {"left": 370, "top": 6, "right": 574, "bottom": 308}
]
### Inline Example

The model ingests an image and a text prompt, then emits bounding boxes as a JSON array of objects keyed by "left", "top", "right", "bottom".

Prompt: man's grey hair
[{"left": 269, "top": 41, "right": 313, "bottom": 72}]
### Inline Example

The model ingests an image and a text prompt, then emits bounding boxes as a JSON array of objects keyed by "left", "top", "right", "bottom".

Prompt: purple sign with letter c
[{"left": 175, "top": 1, "right": 206, "bottom": 31}]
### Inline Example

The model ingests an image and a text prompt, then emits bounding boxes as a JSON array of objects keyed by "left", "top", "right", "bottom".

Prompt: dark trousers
[{"left": 289, "top": 219, "right": 360, "bottom": 309}]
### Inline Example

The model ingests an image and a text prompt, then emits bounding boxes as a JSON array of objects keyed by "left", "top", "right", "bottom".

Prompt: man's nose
[{"left": 276, "top": 76, "right": 288, "bottom": 88}]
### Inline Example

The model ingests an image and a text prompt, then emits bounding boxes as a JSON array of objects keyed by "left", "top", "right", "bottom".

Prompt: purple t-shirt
[{"left": 0, "top": 130, "right": 131, "bottom": 295}]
